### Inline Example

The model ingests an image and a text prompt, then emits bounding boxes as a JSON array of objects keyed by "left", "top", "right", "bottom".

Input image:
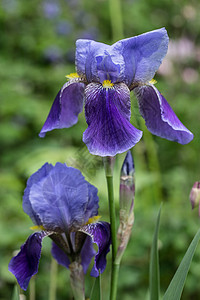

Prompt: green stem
[
  {"left": 109, "top": 0, "right": 123, "bottom": 41},
  {"left": 49, "top": 258, "right": 58, "bottom": 300},
  {"left": 104, "top": 157, "right": 119, "bottom": 300},
  {"left": 110, "top": 262, "right": 120, "bottom": 300},
  {"left": 30, "top": 276, "right": 35, "bottom": 300},
  {"left": 106, "top": 175, "right": 117, "bottom": 260}
]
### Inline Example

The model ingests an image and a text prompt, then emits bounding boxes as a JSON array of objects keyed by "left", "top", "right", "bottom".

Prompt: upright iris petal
[
  {"left": 24, "top": 163, "right": 92, "bottom": 232},
  {"left": 112, "top": 28, "right": 169, "bottom": 86},
  {"left": 96, "top": 53, "right": 121, "bottom": 83},
  {"left": 83, "top": 82, "right": 142, "bottom": 156}
]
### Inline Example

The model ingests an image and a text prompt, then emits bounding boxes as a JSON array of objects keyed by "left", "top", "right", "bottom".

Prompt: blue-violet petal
[
  {"left": 134, "top": 84, "right": 194, "bottom": 144},
  {"left": 83, "top": 82, "right": 142, "bottom": 156},
  {"left": 39, "top": 80, "right": 85, "bottom": 137},
  {"left": 112, "top": 28, "right": 169, "bottom": 86},
  {"left": 80, "top": 221, "right": 111, "bottom": 277},
  {"left": 8, "top": 232, "right": 46, "bottom": 290},
  {"left": 24, "top": 163, "right": 99, "bottom": 232}
]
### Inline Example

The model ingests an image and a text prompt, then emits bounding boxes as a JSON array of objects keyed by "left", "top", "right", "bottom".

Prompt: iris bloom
[
  {"left": 39, "top": 28, "right": 193, "bottom": 156},
  {"left": 9, "top": 163, "right": 111, "bottom": 290}
]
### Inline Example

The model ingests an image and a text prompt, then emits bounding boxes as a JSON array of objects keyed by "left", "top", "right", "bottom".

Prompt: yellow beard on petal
[
  {"left": 102, "top": 80, "right": 114, "bottom": 89},
  {"left": 65, "top": 73, "right": 80, "bottom": 80},
  {"left": 149, "top": 78, "right": 157, "bottom": 85},
  {"left": 85, "top": 215, "right": 101, "bottom": 225},
  {"left": 30, "top": 225, "right": 45, "bottom": 231}
]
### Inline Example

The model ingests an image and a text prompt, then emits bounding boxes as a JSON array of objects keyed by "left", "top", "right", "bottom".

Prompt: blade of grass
[
  {"left": 163, "top": 229, "right": 200, "bottom": 300},
  {"left": 149, "top": 206, "right": 162, "bottom": 300}
]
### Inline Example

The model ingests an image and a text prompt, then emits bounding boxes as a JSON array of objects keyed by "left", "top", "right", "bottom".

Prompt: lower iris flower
[
  {"left": 39, "top": 28, "right": 193, "bottom": 156},
  {"left": 8, "top": 163, "right": 111, "bottom": 290}
]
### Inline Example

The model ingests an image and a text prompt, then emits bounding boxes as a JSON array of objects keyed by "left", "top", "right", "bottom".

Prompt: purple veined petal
[
  {"left": 28, "top": 163, "right": 99, "bottom": 232},
  {"left": 83, "top": 82, "right": 143, "bottom": 156},
  {"left": 76, "top": 40, "right": 124, "bottom": 83},
  {"left": 112, "top": 28, "right": 169, "bottom": 87},
  {"left": 39, "top": 80, "right": 85, "bottom": 138},
  {"left": 8, "top": 232, "right": 46, "bottom": 291},
  {"left": 80, "top": 221, "right": 111, "bottom": 277},
  {"left": 51, "top": 235, "right": 96, "bottom": 274},
  {"left": 134, "top": 84, "right": 194, "bottom": 144},
  {"left": 23, "top": 163, "right": 53, "bottom": 225}
]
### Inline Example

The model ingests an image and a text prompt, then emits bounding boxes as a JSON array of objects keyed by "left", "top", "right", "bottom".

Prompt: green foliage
[
  {"left": 163, "top": 229, "right": 200, "bottom": 300},
  {"left": 149, "top": 206, "right": 161, "bottom": 300}
]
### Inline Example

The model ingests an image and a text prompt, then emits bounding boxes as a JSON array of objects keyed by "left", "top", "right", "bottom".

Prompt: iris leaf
[
  {"left": 90, "top": 272, "right": 102, "bottom": 300},
  {"left": 149, "top": 206, "right": 161, "bottom": 300},
  {"left": 163, "top": 228, "right": 200, "bottom": 300}
]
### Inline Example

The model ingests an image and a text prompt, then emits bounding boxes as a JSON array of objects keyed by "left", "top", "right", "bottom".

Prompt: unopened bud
[
  {"left": 116, "top": 151, "right": 135, "bottom": 264},
  {"left": 120, "top": 151, "right": 135, "bottom": 218},
  {"left": 189, "top": 181, "right": 200, "bottom": 215}
]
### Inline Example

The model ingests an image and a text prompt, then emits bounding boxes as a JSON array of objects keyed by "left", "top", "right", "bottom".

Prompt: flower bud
[
  {"left": 189, "top": 181, "right": 200, "bottom": 215},
  {"left": 119, "top": 151, "right": 135, "bottom": 218},
  {"left": 116, "top": 151, "right": 135, "bottom": 263}
]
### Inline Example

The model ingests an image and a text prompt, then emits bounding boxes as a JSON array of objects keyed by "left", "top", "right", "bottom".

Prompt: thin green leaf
[
  {"left": 163, "top": 229, "right": 200, "bottom": 300},
  {"left": 90, "top": 272, "right": 102, "bottom": 300},
  {"left": 12, "top": 285, "right": 19, "bottom": 300},
  {"left": 149, "top": 206, "right": 161, "bottom": 300}
]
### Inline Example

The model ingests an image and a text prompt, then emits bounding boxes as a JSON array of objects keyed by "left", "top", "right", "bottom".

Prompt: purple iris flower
[
  {"left": 8, "top": 163, "right": 111, "bottom": 290},
  {"left": 39, "top": 28, "right": 193, "bottom": 156}
]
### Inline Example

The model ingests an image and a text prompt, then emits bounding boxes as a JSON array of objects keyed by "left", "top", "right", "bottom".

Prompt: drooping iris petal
[
  {"left": 134, "top": 84, "right": 194, "bottom": 144},
  {"left": 24, "top": 163, "right": 99, "bottom": 232},
  {"left": 80, "top": 235, "right": 96, "bottom": 273},
  {"left": 83, "top": 82, "right": 142, "bottom": 156},
  {"left": 39, "top": 80, "right": 85, "bottom": 137},
  {"left": 51, "top": 235, "right": 96, "bottom": 274},
  {"left": 80, "top": 221, "right": 111, "bottom": 277},
  {"left": 51, "top": 242, "right": 71, "bottom": 269},
  {"left": 76, "top": 40, "right": 124, "bottom": 83},
  {"left": 8, "top": 232, "right": 46, "bottom": 291},
  {"left": 112, "top": 28, "right": 169, "bottom": 86},
  {"left": 23, "top": 163, "right": 53, "bottom": 225}
]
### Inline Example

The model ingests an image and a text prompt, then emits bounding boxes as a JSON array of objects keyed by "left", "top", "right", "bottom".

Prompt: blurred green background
[{"left": 0, "top": 0, "right": 200, "bottom": 299}]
